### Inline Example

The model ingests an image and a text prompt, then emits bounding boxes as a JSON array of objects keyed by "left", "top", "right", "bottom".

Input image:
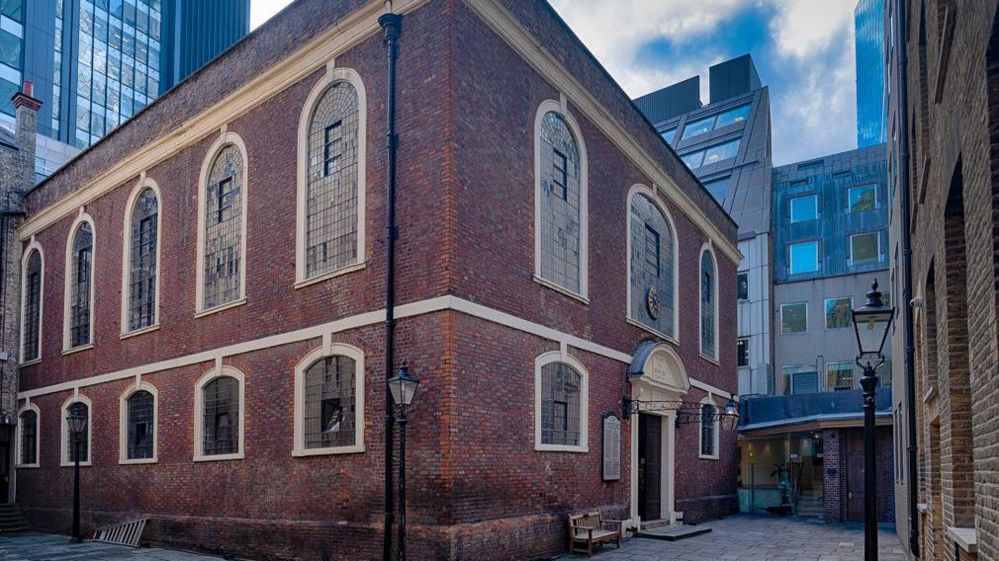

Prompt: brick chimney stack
[{"left": 10, "top": 81, "right": 42, "bottom": 206}]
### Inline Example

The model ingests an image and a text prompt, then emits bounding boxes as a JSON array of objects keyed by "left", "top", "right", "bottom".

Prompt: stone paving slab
[
  {"left": 567, "top": 515, "right": 906, "bottom": 561},
  {"left": 0, "top": 533, "right": 224, "bottom": 561}
]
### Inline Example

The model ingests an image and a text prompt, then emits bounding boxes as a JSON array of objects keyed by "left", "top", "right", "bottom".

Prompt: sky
[{"left": 251, "top": 0, "right": 860, "bottom": 166}]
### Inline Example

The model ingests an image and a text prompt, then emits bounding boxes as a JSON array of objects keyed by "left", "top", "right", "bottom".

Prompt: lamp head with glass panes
[{"left": 851, "top": 279, "right": 894, "bottom": 370}]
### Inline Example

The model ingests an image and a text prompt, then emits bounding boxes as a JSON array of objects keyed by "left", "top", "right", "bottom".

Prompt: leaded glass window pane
[
  {"left": 203, "top": 145, "right": 243, "bottom": 309},
  {"left": 701, "top": 251, "right": 715, "bottom": 357},
  {"left": 540, "top": 362, "right": 581, "bottom": 446},
  {"left": 304, "top": 355, "right": 357, "bottom": 449},
  {"left": 66, "top": 402, "right": 89, "bottom": 463},
  {"left": 700, "top": 404, "right": 716, "bottom": 456},
  {"left": 128, "top": 189, "right": 157, "bottom": 330},
  {"left": 69, "top": 223, "right": 93, "bottom": 347},
  {"left": 23, "top": 250, "right": 41, "bottom": 361},
  {"left": 19, "top": 410, "right": 36, "bottom": 465},
  {"left": 202, "top": 376, "right": 238, "bottom": 456},
  {"left": 127, "top": 390, "right": 154, "bottom": 459},
  {"left": 306, "top": 82, "right": 359, "bottom": 279},
  {"left": 629, "top": 194, "right": 675, "bottom": 336},
  {"left": 538, "top": 112, "right": 581, "bottom": 293}
]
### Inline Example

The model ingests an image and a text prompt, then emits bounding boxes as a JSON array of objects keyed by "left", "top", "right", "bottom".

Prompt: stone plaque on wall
[{"left": 602, "top": 414, "right": 621, "bottom": 481}]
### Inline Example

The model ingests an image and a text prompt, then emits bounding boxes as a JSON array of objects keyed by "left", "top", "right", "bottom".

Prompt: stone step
[{"left": 636, "top": 525, "right": 712, "bottom": 541}]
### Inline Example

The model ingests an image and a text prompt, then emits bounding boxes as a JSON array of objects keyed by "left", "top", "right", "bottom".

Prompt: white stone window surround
[
  {"left": 625, "top": 183, "right": 680, "bottom": 344},
  {"left": 118, "top": 379, "right": 159, "bottom": 464},
  {"left": 533, "top": 97, "right": 589, "bottom": 302},
  {"left": 193, "top": 365, "right": 246, "bottom": 462},
  {"left": 19, "top": 239, "right": 44, "bottom": 366},
  {"left": 295, "top": 65, "right": 368, "bottom": 288},
  {"left": 195, "top": 130, "right": 249, "bottom": 316},
  {"left": 120, "top": 176, "right": 163, "bottom": 336},
  {"left": 60, "top": 393, "right": 93, "bottom": 467},
  {"left": 534, "top": 350, "right": 589, "bottom": 453},
  {"left": 15, "top": 401, "right": 41, "bottom": 468},
  {"left": 62, "top": 210, "right": 97, "bottom": 353},
  {"left": 698, "top": 394, "right": 720, "bottom": 460},
  {"left": 699, "top": 243, "right": 719, "bottom": 363},
  {"left": 292, "top": 343, "right": 366, "bottom": 456}
]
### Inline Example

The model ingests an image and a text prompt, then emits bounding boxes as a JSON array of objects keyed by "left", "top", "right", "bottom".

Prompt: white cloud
[
  {"left": 768, "top": 0, "right": 856, "bottom": 58},
  {"left": 251, "top": 0, "right": 295, "bottom": 30}
]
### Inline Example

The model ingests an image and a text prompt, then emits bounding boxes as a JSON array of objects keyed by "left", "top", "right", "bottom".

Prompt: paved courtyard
[
  {"left": 569, "top": 515, "right": 906, "bottom": 561},
  {"left": 0, "top": 533, "right": 222, "bottom": 561}
]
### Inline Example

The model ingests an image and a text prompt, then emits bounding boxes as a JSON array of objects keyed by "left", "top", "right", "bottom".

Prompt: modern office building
[
  {"left": 887, "top": 1, "right": 999, "bottom": 560},
  {"left": 856, "top": 0, "right": 887, "bottom": 147},
  {"left": 0, "top": 0, "right": 249, "bottom": 150},
  {"left": 634, "top": 54, "right": 774, "bottom": 398}
]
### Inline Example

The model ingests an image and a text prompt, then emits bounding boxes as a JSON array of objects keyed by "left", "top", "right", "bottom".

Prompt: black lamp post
[
  {"left": 66, "top": 407, "right": 88, "bottom": 543},
  {"left": 851, "top": 279, "right": 894, "bottom": 561},
  {"left": 387, "top": 363, "right": 419, "bottom": 561}
]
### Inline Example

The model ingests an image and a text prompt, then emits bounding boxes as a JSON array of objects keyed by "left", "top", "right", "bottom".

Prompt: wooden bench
[{"left": 568, "top": 511, "right": 622, "bottom": 556}]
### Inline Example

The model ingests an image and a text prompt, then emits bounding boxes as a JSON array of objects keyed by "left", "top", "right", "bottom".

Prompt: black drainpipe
[
  {"left": 379, "top": 8, "right": 403, "bottom": 561},
  {"left": 894, "top": 0, "right": 919, "bottom": 555}
]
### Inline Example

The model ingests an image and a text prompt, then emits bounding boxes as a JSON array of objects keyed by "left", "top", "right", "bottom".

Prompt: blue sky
[{"left": 252, "top": 0, "right": 859, "bottom": 165}]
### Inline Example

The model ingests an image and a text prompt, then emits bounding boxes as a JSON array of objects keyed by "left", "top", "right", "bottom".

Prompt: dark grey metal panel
[
  {"left": 709, "top": 54, "right": 761, "bottom": 104},
  {"left": 632, "top": 76, "right": 701, "bottom": 125}
]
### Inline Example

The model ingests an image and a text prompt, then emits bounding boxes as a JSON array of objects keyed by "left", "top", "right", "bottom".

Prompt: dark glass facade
[
  {"left": 856, "top": 0, "right": 887, "bottom": 147},
  {"left": 0, "top": 0, "right": 25, "bottom": 117}
]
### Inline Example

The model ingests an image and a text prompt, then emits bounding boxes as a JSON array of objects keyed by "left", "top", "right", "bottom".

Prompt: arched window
[
  {"left": 197, "top": 134, "right": 247, "bottom": 313},
  {"left": 699, "top": 400, "right": 719, "bottom": 459},
  {"left": 534, "top": 352, "right": 589, "bottom": 452},
  {"left": 61, "top": 397, "right": 92, "bottom": 466},
  {"left": 21, "top": 245, "right": 43, "bottom": 362},
  {"left": 194, "top": 367, "right": 245, "bottom": 460},
  {"left": 628, "top": 187, "right": 676, "bottom": 338},
  {"left": 120, "top": 383, "right": 157, "bottom": 463},
  {"left": 16, "top": 404, "right": 39, "bottom": 467},
  {"left": 297, "top": 69, "right": 366, "bottom": 284},
  {"left": 65, "top": 216, "right": 94, "bottom": 350},
  {"left": 535, "top": 102, "right": 587, "bottom": 297},
  {"left": 293, "top": 344, "right": 365, "bottom": 456},
  {"left": 700, "top": 247, "right": 718, "bottom": 359},
  {"left": 123, "top": 182, "right": 160, "bottom": 333}
]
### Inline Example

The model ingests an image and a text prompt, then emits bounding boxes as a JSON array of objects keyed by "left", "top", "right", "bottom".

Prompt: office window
[
  {"left": 850, "top": 232, "right": 881, "bottom": 265},
  {"left": 660, "top": 127, "right": 676, "bottom": 145},
  {"left": 67, "top": 221, "right": 94, "bottom": 349},
  {"left": 681, "top": 151, "right": 704, "bottom": 169},
  {"left": 737, "top": 271, "right": 749, "bottom": 301},
  {"left": 789, "top": 195, "right": 818, "bottom": 222},
  {"left": 703, "top": 176, "right": 731, "bottom": 203},
  {"left": 789, "top": 241, "right": 820, "bottom": 274},
  {"left": 1, "top": 0, "right": 22, "bottom": 21},
  {"left": 784, "top": 368, "right": 820, "bottom": 394},
  {"left": 849, "top": 184, "right": 878, "bottom": 212},
  {"left": 682, "top": 115, "right": 715, "bottom": 140},
  {"left": 702, "top": 139, "right": 740, "bottom": 166},
  {"left": 781, "top": 303, "right": 807, "bottom": 333},
  {"left": 826, "top": 361, "right": 855, "bottom": 390},
  {"left": 737, "top": 338, "right": 749, "bottom": 367},
  {"left": 0, "top": 29, "right": 21, "bottom": 70},
  {"left": 537, "top": 109, "right": 584, "bottom": 295},
  {"left": 714, "top": 104, "right": 751, "bottom": 128},
  {"left": 825, "top": 297, "right": 853, "bottom": 329}
]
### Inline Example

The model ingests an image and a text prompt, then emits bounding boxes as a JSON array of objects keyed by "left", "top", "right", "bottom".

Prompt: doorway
[
  {"left": 638, "top": 414, "right": 662, "bottom": 521},
  {"left": 0, "top": 428, "right": 9, "bottom": 503}
]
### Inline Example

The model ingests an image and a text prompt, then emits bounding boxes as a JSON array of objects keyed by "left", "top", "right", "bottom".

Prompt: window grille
[
  {"left": 69, "top": 222, "right": 93, "bottom": 347},
  {"left": 23, "top": 250, "right": 41, "bottom": 361},
  {"left": 306, "top": 82, "right": 359, "bottom": 279},
  {"left": 65, "top": 402, "right": 89, "bottom": 463},
  {"left": 701, "top": 251, "right": 715, "bottom": 356},
  {"left": 20, "top": 410, "right": 37, "bottom": 465},
  {"left": 202, "top": 376, "right": 239, "bottom": 456},
  {"left": 127, "top": 390, "right": 155, "bottom": 459},
  {"left": 700, "top": 404, "right": 716, "bottom": 456},
  {"left": 538, "top": 112, "right": 581, "bottom": 293},
  {"left": 203, "top": 144, "right": 243, "bottom": 309},
  {"left": 304, "top": 355, "right": 356, "bottom": 449},
  {"left": 629, "top": 193, "right": 675, "bottom": 335},
  {"left": 644, "top": 225, "right": 660, "bottom": 277},
  {"left": 128, "top": 189, "right": 157, "bottom": 330},
  {"left": 540, "top": 362, "right": 581, "bottom": 446}
]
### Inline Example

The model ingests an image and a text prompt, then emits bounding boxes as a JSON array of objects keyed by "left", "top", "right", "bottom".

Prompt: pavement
[
  {"left": 0, "top": 532, "right": 223, "bottom": 561},
  {"left": 567, "top": 515, "right": 907, "bottom": 561}
]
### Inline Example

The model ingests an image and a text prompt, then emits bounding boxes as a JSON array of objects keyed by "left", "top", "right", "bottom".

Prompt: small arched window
[
  {"left": 198, "top": 136, "right": 247, "bottom": 312},
  {"left": 125, "top": 390, "right": 155, "bottom": 460},
  {"left": 293, "top": 344, "right": 365, "bottom": 456},
  {"left": 61, "top": 398, "right": 91, "bottom": 466},
  {"left": 700, "top": 248, "right": 717, "bottom": 359},
  {"left": 124, "top": 185, "right": 159, "bottom": 332},
  {"left": 194, "top": 367, "right": 245, "bottom": 461},
  {"left": 17, "top": 405, "right": 39, "bottom": 467},
  {"left": 534, "top": 352, "right": 589, "bottom": 452},
  {"left": 66, "top": 219, "right": 94, "bottom": 349},
  {"left": 21, "top": 246, "right": 43, "bottom": 362},
  {"left": 535, "top": 104, "right": 587, "bottom": 297},
  {"left": 628, "top": 188, "right": 676, "bottom": 338},
  {"left": 699, "top": 401, "right": 718, "bottom": 459}
]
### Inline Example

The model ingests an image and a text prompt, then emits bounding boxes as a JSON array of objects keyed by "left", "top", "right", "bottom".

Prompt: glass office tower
[
  {"left": 0, "top": 0, "right": 24, "bottom": 116},
  {"left": 855, "top": 0, "right": 887, "bottom": 147}
]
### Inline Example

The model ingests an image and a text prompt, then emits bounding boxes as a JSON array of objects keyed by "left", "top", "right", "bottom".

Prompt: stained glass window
[
  {"left": 202, "top": 376, "right": 239, "bottom": 456},
  {"left": 127, "top": 390, "right": 155, "bottom": 459},
  {"left": 19, "top": 409, "right": 36, "bottom": 465},
  {"left": 69, "top": 222, "right": 93, "bottom": 348},
  {"left": 701, "top": 250, "right": 716, "bottom": 357},
  {"left": 538, "top": 112, "right": 582, "bottom": 293},
  {"left": 540, "top": 362, "right": 581, "bottom": 446},
  {"left": 629, "top": 193, "right": 675, "bottom": 336},
  {"left": 22, "top": 249, "right": 41, "bottom": 362},
  {"left": 203, "top": 144, "right": 243, "bottom": 309},
  {"left": 304, "top": 355, "right": 357, "bottom": 449},
  {"left": 128, "top": 188, "right": 158, "bottom": 330}
]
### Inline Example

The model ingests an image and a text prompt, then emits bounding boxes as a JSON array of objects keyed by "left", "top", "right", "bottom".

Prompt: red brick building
[{"left": 5, "top": 1, "right": 740, "bottom": 559}]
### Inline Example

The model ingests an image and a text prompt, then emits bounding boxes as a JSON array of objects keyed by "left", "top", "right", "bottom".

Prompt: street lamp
[
  {"left": 387, "top": 363, "right": 419, "bottom": 561},
  {"left": 721, "top": 397, "right": 740, "bottom": 431},
  {"left": 66, "top": 406, "right": 89, "bottom": 543},
  {"left": 851, "top": 279, "right": 894, "bottom": 561}
]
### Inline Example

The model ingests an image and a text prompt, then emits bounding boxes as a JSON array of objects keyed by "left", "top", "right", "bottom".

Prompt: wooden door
[
  {"left": 846, "top": 430, "right": 865, "bottom": 521},
  {"left": 0, "top": 432, "right": 9, "bottom": 503},
  {"left": 638, "top": 414, "right": 662, "bottom": 520}
]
